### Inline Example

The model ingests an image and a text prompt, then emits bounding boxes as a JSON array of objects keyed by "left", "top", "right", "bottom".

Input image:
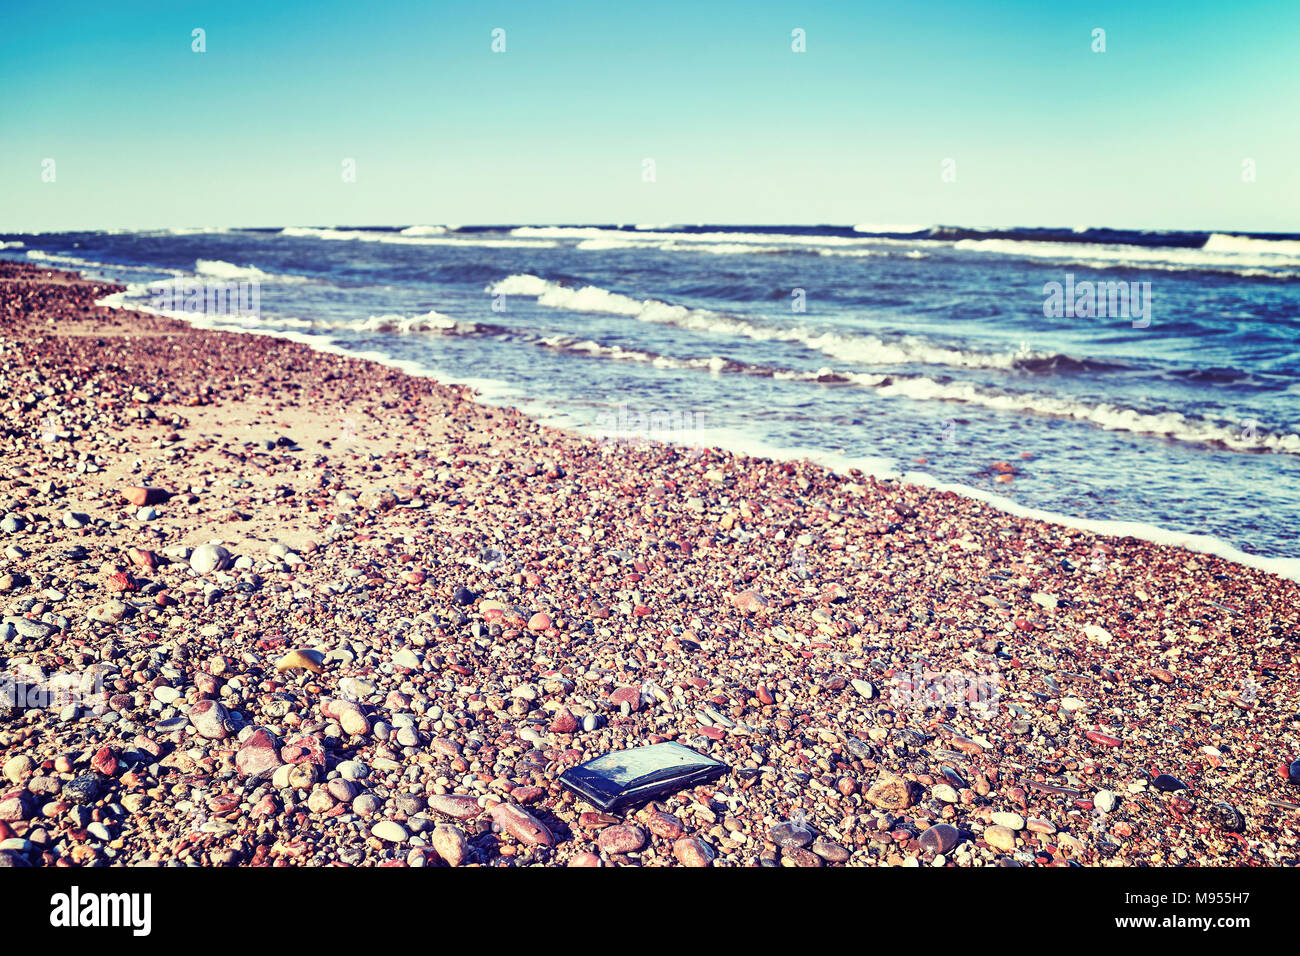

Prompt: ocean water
[{"left": 4, "top": 224, "right": 1299, "bottom": 573}]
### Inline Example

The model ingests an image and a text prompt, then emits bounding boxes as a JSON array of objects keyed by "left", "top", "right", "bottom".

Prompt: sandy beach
[{"left": 1, "top": 259, "right": 1296, "bottom": 867}]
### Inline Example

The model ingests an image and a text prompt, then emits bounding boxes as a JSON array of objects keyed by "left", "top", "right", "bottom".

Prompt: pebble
[
  {"left": 768, "top": 821, "right": 814, "bottom": 847},
  {"left": 62, "top": 774, "right": 105, "bottom": 805},
  {"left": 919, "top": 823, "right": 960, "bottom": 854},
  {"left": 190, "top": 544, "right": 232, "bottom": 574},
  {"left": 490, "top": 803, "right": 555, "bottom": 846},
  {"left": 672, "top": 836, "right": 715, "bottom": 867},
  {"left": 598, "top": 825, "right": 646, "bottom": 855},
  {"left": 235, "top": 728, "right": 283, "bottom": 777},
  {"left": 432, "top": 824, "right": 471, "bottom": 866},
  {"left": 984, "top": 825, "right": 1017, "bottom": 851},
  {"left": 4, "top": 756, "right": 33, "bottom": 784},
  {"left": 372, "top": 821, "right": 409, "bottom": 843},
  {"left": 866, "top": 773, "right": 913, "bottom": 810}
]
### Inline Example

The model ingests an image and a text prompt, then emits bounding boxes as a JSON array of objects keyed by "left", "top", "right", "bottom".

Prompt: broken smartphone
[{"left": 559, "top": 742, "right": 730, "bottom": 813}]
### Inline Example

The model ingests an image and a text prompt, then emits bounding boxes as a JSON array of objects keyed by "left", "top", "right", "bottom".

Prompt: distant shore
[{"left": 0, "top": 260, "right": 1295, "bottom": 868}]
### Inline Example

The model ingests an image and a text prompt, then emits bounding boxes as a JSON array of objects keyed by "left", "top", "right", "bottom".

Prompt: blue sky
[{"left": 1, "top": 0, "right": 1297, "bottom": 232}]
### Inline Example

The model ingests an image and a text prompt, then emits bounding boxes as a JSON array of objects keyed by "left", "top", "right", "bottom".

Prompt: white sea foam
[
  {"left": 194, "top": 259, "right": 309, "bottom": 284},
  {"left": 865, "top": 374, "right": 1300, "bottom": 453},
  {"left": 487, "top": 274, "right": 1021, "bottom": 370},
  {"left": 512, "top": 225, "right": 906, "bottom": 249},
  {"left": 955, "top": 236, "right": 1300, "bottom": 276},
  {"left": 852, "top": 223, "right": 929, "bottom": 234},
  {"left": 280, "top": 226, "right": 555, "bottom": 248},
  {"left": 1203, "top": 233, "right": 1300, "bottom": 257},
  {"left": 0, "top": 241, "right": 25, "bottom": 250},
  {"left": 348, "top": 310, "right": 460, "bottom": 334}
]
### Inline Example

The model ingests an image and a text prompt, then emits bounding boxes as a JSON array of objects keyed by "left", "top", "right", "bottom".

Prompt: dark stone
[
  {"left": 453, "top": 587, "right": 478, "bottom": 606},
  {"left": 1152, "top": 774, "right": 1187, "bottom": 792},
  {"left": 768, "top": 822, "right": 814, "bottom": 848},
  {"left": 1208, "top": 802, "right": 1244, "bottom": 832},
  {"left": 62, "top": 773, "right": 106, "bottom": 804},
  {"left": 918, "top": 823, "right": 960, "bottom": 854},
  {"left": 845, "top": 738, "right": 873, "bottom": 761},
  {"left": 1289, "top": 760, "right": 1300, "bottom": 785}
]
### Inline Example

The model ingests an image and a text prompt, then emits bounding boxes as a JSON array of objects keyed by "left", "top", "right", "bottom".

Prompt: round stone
[
  {"left": 984, "top": 825, "right": 1017, "bottom": 851},
  {"left": 919, "top": 823, "right": 960, "bottom": 855},
  {"left": 372, "top": 820, "right": 408, "bottom": 843},
  {"left": 768, "top": 821, "right": 814, "bottom": 848},
  {"left": 597, "top": 825, "right": 646, "bottom": 855},
  {"left": 190, "top": 544, "right": 232, "bottom": 574},
  {"left": 1208, "top": 802, "right": 1244, "bottom": 832}
]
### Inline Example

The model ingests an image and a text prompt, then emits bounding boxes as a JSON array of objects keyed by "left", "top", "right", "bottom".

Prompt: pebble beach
[{"left": 1, "top": 259, "right": 1296, "bottom": 868}]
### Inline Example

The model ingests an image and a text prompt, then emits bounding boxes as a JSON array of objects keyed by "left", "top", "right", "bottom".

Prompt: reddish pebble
[{"left": 121, "top": 486, "right": 168, "bottom": 507}]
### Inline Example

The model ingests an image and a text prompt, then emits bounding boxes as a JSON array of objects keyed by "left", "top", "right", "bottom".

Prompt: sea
[{"left": 3, "top": 223, "right": 1298, "bottom": 578}]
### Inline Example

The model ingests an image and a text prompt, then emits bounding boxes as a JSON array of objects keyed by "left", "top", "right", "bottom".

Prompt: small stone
[
  {"left": 121, "top": 487, "right": 168, "bottom": 507},
  {"left": 673, "top": 835, "right": 715, "bottom": 867},
  {"left": 1094, "top": 790, "right": 1118, "bottom": 813},
  {"left": 1152, "top": 774, "right": 1187, "bottom": 792},
  {"left": 991, "top": 812, "right": 1025, "bottom": 830},
  {"left": 62, "top": 774, "right": 106, "bottom": 805},
  {"left": 274, "top": 648, "right": 325, "bottom": 674},
  {"left": 644, "top": 810, "right": 684, "bottom": 840},
  {"left": 432, "top": 824, "right": 471, "bottom": 866},
  {"left": 866, "top": 773, "right": 913, "bottom": 810},
  {"left": 550, "top": 708, "right": 578, "bottom": 734},
  {"left": 850, "top": 679, "right": 876, "bottom": 699},
  {"left": 4, "top": 756, "right": 33, "bottom": 784},
  {"left": 781, "top": 846, "right": 822, "bottom": 867},
  {"left": 372, "top": 820, "right": 409, "bottom": 843},
  {"left": 598, "top": 824, "right": 646, "bottom": 855},
  {"left": 490, "top": 803, "right": 555, "bottom": 846},
  {"left": 984, "top": 825, "right": 1017, "bottom": 851},
  {"left": 235, "top": 728, "right": 283, "bottom": 777},
  {"left": 931, "top": 784, "right": 959, "bottom": 804},
  {"left": 429, "top": 794, "right": 482, "bottom": 820},
  {"left": 86, "top": 601, "right": 128, "bottom": 624},
  {"left": 1208, "top": 802, "right": 1244, "bottom": 833},
  {"left": 811, "top": 840, "right": 850, "bottom": 863},
  {"left": 189, "top": 699, "right": 232, "bottom": 740},
  {"left": 189, "top": 544, "right": 232, "bottom": 574},
  {"left": 358, "top": 488, "right": 398, "bottom": 511},
  {"left": 919, "top": 823, "right": 960, "bottom": 854},
  {"left": 768, "top": 821, "right": 814, "bottom": 847}
]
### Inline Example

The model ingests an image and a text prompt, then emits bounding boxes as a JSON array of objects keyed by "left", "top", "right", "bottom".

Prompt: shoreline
[
  {"left": 77, "top": 262, "right": 1300, "bottom": 583},
  {"left": 1, "top": 260, "right": 1296, "bottom": 867}
]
